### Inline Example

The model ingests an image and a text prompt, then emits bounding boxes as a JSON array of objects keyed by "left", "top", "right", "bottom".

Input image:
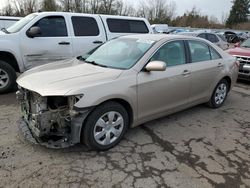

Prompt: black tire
[
  {"left": 0, "top": 60, "right": 17, "bottom": 94},
  {"left": 207, "top": 79, "right": 229, "bottom": 108},
  {"left": 82, "top": 102, "right": 129, "bottom": 151}
]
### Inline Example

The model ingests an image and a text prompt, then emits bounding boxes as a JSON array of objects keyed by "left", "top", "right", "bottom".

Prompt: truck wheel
[
  {"left": 82, "top": 102, "right": 129, "bottom": 151},
  {"left": 0, "top": 60, "right": 17, "bottom": 94}
]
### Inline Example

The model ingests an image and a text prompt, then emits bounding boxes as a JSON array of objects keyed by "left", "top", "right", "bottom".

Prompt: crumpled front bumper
[{"left": 17, "top": 109, "right": 90, "bottom": 149}]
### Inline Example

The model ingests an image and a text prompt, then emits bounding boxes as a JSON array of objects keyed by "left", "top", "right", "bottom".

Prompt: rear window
[
  {"left": 71, "top": 16, "right": 99, "bottom": 36},
  {"left": 107, "top": 18, "right": 149, "bottom": 33},
  {"left": 207, "top": 34, "right": 219, "bottom": 43},
  {"left": 197, "top": 33, "right": 206, "bottom": 39}
]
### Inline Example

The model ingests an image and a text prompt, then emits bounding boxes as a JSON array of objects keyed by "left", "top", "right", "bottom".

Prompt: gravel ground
[{"left": 0, "top": 81, "right": 249, "bottom": 188}]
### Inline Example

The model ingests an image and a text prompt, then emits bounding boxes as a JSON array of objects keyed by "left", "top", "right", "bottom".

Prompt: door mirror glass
[
  {"left": 145, "top": 61, "right": 166, "bottom": 71},
  {"left": 26, "top": 26, "right": 41, "bottom": 38}
]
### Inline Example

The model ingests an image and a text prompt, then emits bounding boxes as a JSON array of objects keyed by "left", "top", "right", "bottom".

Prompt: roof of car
[{"left": 121, "top": 34, "right": 197, "bottom": 42}]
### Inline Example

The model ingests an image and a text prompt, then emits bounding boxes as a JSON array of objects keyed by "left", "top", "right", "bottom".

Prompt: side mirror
[
  {"left": 26, "top": 26, "right": 41, "bottom": 38},
  {"left": 145, "top": 61, "right": 166, "bottom": 72},
  {"left": 234, "top": 42, "right": 240, "bottom": 48}
]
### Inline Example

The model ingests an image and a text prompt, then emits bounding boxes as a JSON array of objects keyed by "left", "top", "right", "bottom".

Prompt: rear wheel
[
  {"left": 208, "top": 79, "right": 229, "bottom": 108},
  {"left": 82, "top": 102, "right": 129, "bottom": 151},
  {"left": 0, "top": 60, "right": 17, "bottom": 94}
]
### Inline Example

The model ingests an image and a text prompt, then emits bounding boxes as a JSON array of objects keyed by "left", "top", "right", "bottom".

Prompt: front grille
[{"left": 234, "top": 55, "right": 250, "bottom": 74}]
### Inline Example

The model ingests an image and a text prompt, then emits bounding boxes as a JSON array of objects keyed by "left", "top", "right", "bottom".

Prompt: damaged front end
[{"left": 16, "top": 88, "right": 90, "bottom": 148}]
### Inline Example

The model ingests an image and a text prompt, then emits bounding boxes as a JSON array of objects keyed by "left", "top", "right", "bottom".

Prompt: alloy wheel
[
  {"left": 93, "top": 111, "right": 124, "bottom": 146},
  {"left": 214, "top": 83, "right": 227, "bottom": 105}
]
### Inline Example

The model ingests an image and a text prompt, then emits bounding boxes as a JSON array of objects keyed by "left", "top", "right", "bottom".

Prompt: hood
[
  {"left": 17, "top": 58, "right": 123, "bottom": 96},
  {"left": 226, "top": 47, "right": 250, "bottom": 57}
]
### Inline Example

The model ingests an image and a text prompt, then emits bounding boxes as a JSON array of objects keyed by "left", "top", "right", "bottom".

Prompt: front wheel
[
  {"left": 208, "top": 79, "right": 229, "bottom": 108},
  {"left": 82, "top": 102, "right": 129, "bottom": 151},
  {"left": 0, "top": 61, "right": 17, "bottom": 94}
]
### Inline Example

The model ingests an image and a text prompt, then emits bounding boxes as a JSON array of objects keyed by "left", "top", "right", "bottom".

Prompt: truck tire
[{"left": 0, "top": 60, "right": 17, "bottom": 94}]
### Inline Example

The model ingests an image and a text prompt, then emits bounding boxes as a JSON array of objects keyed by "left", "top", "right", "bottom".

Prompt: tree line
[{"left": 0, "top": 0, "right": 249, "bottom": 29}]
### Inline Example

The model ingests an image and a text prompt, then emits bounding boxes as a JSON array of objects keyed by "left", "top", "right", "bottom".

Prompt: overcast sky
[{"left": 0, "top": 0, "right": 233, "bottom": 22}]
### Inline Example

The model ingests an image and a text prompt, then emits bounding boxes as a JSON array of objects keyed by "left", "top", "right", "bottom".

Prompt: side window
[
  {"left": 33, "top": 16, "right": 67, "bottom": 37},
  {"left": 188, "top": 41, "right": 211, "bottom": 63},
  {"left": 71, "top": 16, "right": 99, "bottom": 36},
  {"left": 207, "top": 34, "right": 219, "bottom": 43},
  {"left": 151, "top": 41, "right": 186, "bottom": 67},
  {"left": 107, "top": 18, "right": 149, "bottom": 33},
  {"left": 197, "top": 33, "right": 206, "bottom": 39},
  {"left": 210, "top": 47, "right": 221, "bottom": 60}
]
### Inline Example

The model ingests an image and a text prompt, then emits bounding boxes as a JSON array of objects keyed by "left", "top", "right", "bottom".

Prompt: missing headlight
[{"left": 47, "top": 96, "right": 68, "bottom": 110}]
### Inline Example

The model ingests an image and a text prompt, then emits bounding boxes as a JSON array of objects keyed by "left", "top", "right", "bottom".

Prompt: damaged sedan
[{"left": 16, "top": 34, "right": 239, "bottom": 150}]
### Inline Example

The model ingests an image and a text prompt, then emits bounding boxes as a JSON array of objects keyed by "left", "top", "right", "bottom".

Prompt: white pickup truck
[{"left": 0, "top": 12, "right": 152, "bottom": 93}]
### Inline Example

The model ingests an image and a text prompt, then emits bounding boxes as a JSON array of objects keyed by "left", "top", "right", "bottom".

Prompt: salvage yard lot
[{"left": 0, "top": 82, "right": 250, "bottom": 188}]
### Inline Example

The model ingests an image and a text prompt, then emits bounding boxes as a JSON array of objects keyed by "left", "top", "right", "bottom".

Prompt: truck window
[
  {"left": 107, "top": 19, "right": 149, "bottom": 33},
  {"left": 71, "top": 16, "right": 99, "bottom": 36},
  {"left": 33, "top": 16, "right": 68, "bottom": 37}
]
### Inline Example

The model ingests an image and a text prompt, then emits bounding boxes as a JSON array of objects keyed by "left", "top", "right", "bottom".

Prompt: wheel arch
[
  {"left": 221, "top": 76, "right": 231, "bottom": 91},
  {"left": 0, "top": 51, "right": 20, "bottom": 72},
  {"left": 95, "top": 98, "right": 134, "bottom": 127}
]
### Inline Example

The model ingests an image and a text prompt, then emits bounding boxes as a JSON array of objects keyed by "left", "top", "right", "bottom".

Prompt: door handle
[
  {"left": 217, "top": 63, "right": 224, "bottom": 68},
  {"left": 93, "top": 40, "right": 103, "bottom": 44},
  {"left": 58, "top": 41, "right": 70, "bottom": 45},
  {"left": 182, "top": 70, "right": 191, "bottom": 76}
]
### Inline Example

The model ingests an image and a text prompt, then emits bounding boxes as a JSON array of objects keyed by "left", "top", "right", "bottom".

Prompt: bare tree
[
  {"left": 1, "top": 3, "right": 14, "bottom": 16},
  {"left": 138, "top": 0, "right": 176, "bottom": 23},
  {"left": 10, "top": 0, "right": 38, "bottom": 16},
  {"left": 59, "top": 0, "right": 73, "bottom": 12},
  {"left": 89, "top": 0, "right": 101, "bottom": 14},
  {"left": 41, "top": 0, "right": 58, "bottom": 11},
  {"left": 115, "top": 1, "right": 135, "bottom": 16}
]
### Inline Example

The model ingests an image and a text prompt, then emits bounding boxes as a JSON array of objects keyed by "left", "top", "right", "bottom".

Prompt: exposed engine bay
[{"left": 16, "top": 88, "right": 89, "bottom": 148}]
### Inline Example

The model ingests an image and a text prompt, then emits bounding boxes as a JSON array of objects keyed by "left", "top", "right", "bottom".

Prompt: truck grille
[{"left": 234, "top": 55, "right": 250, "bottom": 74}]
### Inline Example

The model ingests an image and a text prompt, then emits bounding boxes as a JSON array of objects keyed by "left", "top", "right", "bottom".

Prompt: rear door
[
  {"left": 70, "top": 15, "right": 106, "bottom": 57},
  {"left": 186, "top": 40, "right": 223, "bottom": 101},
  {"left": 20, "top": 15, "right": 73, "bottom": 69},
  {"left": 137, "top": 40, "right": 191, "bottom": 122}
]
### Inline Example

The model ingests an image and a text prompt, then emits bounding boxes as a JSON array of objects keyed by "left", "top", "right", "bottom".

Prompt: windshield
[
  {"left": 7, "top": 14, "right": 37, "bottom": 33},
  {"left": 82, "top": 38, "right": 155, "bottom": 69},
  {"left": 241, "top": 38, "right": 250, "bottom": 48}
]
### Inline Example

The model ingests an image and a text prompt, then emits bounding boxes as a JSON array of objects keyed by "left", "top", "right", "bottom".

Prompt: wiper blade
[
  {"left": 85, "top": 60, "right": 108, "bottom": 68},
  {"left": 1, "top": 28, "right": 9, "bottom": 34}
]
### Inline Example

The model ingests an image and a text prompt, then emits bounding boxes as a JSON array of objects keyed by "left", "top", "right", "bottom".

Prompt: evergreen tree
[{"left": 226, "top": 0, "right": 250, "bottom": 28}]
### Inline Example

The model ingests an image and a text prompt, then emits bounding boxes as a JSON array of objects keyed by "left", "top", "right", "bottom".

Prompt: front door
[
  {"left": 20, "top": 15, "right": 73, "bottom": 70},
  {"left": 137, "top": 40, "right": 191, "bottom": 122}
]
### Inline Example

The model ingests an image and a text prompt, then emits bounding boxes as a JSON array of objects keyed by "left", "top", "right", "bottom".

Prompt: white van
[{"left": 0, "top": 12, "right": 153, "bottom": 93}]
